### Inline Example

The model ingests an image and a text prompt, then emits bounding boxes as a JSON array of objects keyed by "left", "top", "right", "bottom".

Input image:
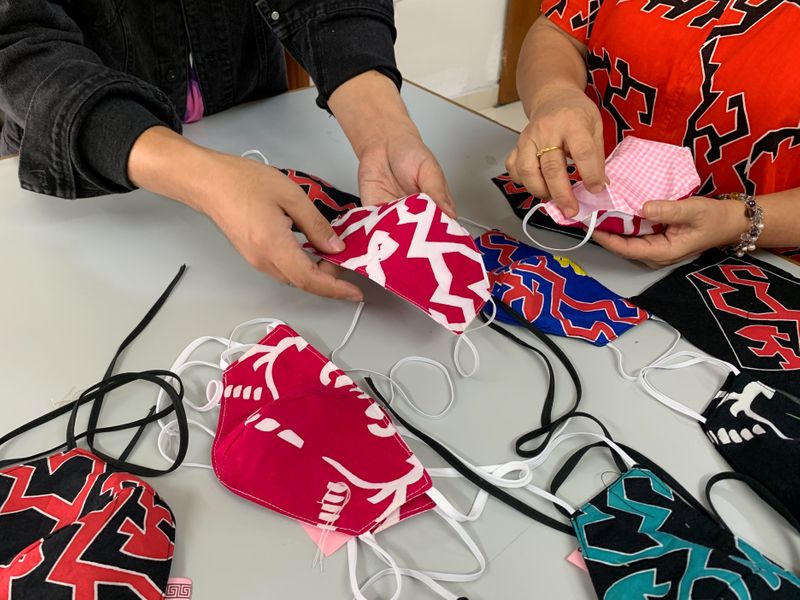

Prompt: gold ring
[{"left": 536, "top": 146, "right": 562, "bottom": 158}]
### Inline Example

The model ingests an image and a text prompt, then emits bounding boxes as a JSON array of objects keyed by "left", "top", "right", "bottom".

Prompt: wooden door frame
[{"left": 498, "top": 0, "right": 541, "bottom": 105}]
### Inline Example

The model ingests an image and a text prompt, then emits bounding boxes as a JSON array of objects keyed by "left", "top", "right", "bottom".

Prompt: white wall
[{"left": 394, "top": 0, "right": 508, "bottom": 100}]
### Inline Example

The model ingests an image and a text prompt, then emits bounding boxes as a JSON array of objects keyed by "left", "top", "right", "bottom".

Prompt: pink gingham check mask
[{"left": 523, "top": 136, "right": 701, "bottom": 251}]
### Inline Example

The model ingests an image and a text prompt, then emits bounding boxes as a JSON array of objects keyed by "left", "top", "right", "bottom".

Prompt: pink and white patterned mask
[
  {"left": 524, "top": 136, "right": 701, "bottom": 251},
  {"left": 307, "top": 193, "right": 491, "bottom": 334},
  {"left": 211, "top": 323, "right": 434, "bottom": 536}
]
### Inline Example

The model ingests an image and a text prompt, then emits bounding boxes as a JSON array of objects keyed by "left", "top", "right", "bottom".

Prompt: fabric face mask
[
  {"left": 156, "top": 318, "right": 486, "bottom": 600},
  {"left": 496, "top": 136, "right": 701, "bottom": 251},
  {"left": 307, "top": 193, "right": 491, "bottom": 334},
  {"left": 0, "top": 266, "right": 190, "bottom": 600},
  {"left": 474, "top": 229, "right": 679, "bottom": 379},
  {"left": 212, "top": 322, "right": 433, "bottom": 535},
  {"left": 631, "top": 248, "right": 800, "bottom": 395},
  {"left": 206, "top": 322, "right": 484, "bottom": 599},
  {"left": 518, "top": 428, "right": 800, "bottom": 600},
  {"left": 280, "top": 167, "right": 361, "bottom": 222},
  {"left": 0, "top": 450, "right": 177, "bottom": 600},
  {"left": 640, "top": 351, "right": 800, "bottom": 521}
]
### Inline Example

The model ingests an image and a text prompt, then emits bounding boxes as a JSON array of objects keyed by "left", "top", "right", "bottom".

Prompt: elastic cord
[
  {"left": 453, "top": 299, "right": 497, "bottom": 378},
  {"left": 618, "top": 442, "right": 719, "bottom": 523},
  {"left": 365, "top": 377, "right": 575, "bottom": 535},
  {"left": 241, "top": 149, "right": 270, "bottom": 165},
  {"left": 522, "top": 203, "right": 598, "bottom": 252},
  {"left": 606, "top": 318, "right": 682, "bottom": 382},
  {"left": 482, "top": 299, "right": 584, "bottom": 459},
  {"left": 637, "top": 351, "right": 739, "bottom": 423},
  {"left": 706, "top": 471, "right": 800, "bottom": 537},
  {"left": 334, "top": 303, "right": 456, "bottom": 419},
  {"left": 348, "top": 534, "right": 402, "bottom": 600},
  {"left": 354, "top": 506, "right": 484, "bottom": 600},
  {"left": 83, "top": 265, "right": 187, "bottom": 455},
  {"left": 407, "top": 414, "right": 622, "bottom": 519},
  {"left": 0, "top": 266, "right": 190, "bottom": 477}
]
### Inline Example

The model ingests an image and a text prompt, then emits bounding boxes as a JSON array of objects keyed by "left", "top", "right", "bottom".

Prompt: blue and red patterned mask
[{"left": 475, "top": 230, "right": 649, "bottom": 347}]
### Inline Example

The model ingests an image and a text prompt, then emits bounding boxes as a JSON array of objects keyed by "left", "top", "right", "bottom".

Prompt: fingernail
[
  {"left": 347, "top": 292, "right": 364, "bottom": 302},
  {"left": 565, "top": 207, "right": 578, "bottom": 218},
  {"left": 329, "top": 235, "right": 345, "bottom": 252},
  {"left": 644, "top": 202, "right": 658, "bottom": 219},
  {"left": 588, "top": 183, "right": 605, "bottom": 194}
]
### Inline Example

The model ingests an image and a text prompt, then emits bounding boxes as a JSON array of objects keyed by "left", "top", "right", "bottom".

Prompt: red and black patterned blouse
[{"left": 542, "top": 0, "right": 800, "bottom": 198}]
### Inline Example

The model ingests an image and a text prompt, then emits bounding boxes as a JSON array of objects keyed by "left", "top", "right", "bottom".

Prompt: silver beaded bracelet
[{"left": 720, "top": 192, "right": 765, "bottom": 257}]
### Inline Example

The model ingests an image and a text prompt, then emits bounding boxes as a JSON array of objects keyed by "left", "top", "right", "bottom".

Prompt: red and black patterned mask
[
  {"left": 0, "top": 267, "right": 189, "bottom": 600},
  {"left": 631, "top": 249, "right": 800, "bottom": 395}
]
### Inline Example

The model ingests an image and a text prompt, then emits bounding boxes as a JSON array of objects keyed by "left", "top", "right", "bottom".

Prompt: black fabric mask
[
  {"left": 0, "top": 266, "right": 189, "bottom": 599},
  {"left": 490, "top": 172, "right": 599, "bottom": 246},
  {"left": 631, "top": 249, "right": 800, "bottom": 395},
  {"left": 640, "top": 351, "right": 800, "bottom": 522}
]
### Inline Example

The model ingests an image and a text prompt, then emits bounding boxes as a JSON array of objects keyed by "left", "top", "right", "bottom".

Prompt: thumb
[
  {"left": 419, "top": 159, "right": 457, "bottom": 218},
  {"left": 281, "top": 195, "right": 346, "bottom": 255},
  {"left": 642, "top": 199, "right": 692, "bottom": 225}
]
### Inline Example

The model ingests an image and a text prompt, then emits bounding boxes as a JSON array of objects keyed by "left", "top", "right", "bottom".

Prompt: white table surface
[{"left": 1, "top": 83, "right": 798, "bottom": 600}]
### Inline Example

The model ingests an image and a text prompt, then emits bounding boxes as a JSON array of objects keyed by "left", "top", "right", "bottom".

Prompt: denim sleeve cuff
[
  {"left": 19, "top": 59, "right": 181, "bottom": 199},
  {"left": 77, "top": 96, "right": 166, "bottom": 192},
  {"left": 308, "top": 14, "right": 401, "bottom": 110}
]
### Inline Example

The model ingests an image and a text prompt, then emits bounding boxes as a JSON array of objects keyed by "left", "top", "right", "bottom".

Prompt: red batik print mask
[
  {"left": 306, "top": 193, "right": 491, "bottom": 334},
  {"left": 211, "top": 323, "right": 434, "bottom": 536},
  {"left": 523, "top": 136, "right": 701, "bottom": 251}
]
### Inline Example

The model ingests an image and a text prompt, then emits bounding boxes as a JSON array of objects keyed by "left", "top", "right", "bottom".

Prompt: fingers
[
  {"left": 565, "top": 129, "right": 606, "bottom": 194},
  {"left": 643, "top": 199, "right": 694, "bottom": 225},
  {"left": 273, "top": 241, "right": 363, "bottom": 301},
  {"left": 318, "top": 259, "right": 345, "bottom": 279},
  {"left": 591, "top": 229, "right": 683, "bottom": 267},
  {"left": 280, "top": 188, "right": 346, "bottom": 255},
  {"left": 418, "top": 157, "right": 457, "bottom": 218},
  {"left": 507, "top": 137, "right": 549, "bottom": 200},
  {"left": 537, "top": 147, "right": 578, "bottom": 218}
]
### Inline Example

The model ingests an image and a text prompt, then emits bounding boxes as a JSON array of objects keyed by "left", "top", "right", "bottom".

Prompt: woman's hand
[
  {"left": 507, "top": 84, "right": 606, "bottom": 219},
  {"left": 128, "top": 126, "right": 363, "bottom": 301},
  {"left": 591, "top": 196, "right": 748, "bottom": 267},
  {"left": 328, "top": 70, "right": 455, "bottom": 217}
]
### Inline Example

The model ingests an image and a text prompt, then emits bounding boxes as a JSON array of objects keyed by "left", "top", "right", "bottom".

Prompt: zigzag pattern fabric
[
  {"left": 0, "top": 449, "right": 175, "bottom": 599},
  {"left": 308, "top": 194, "right": 491, "bottom": 334},
  {"left": 475, "top": 229, "right": 648, "bottom": 346}
]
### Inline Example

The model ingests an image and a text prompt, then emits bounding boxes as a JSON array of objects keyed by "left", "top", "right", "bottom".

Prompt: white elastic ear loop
[
  {"left": 334, "top": 303, "right": 457, "bottom": 419},
  {"left": 607, "top": 318, "right": 683, "bottom": 382},
  {"left": 518, "top": 430, "right": 639, "bottom": 515},
  {"left": 348, "top": 534, "right": 402, "bottom": 600},
  {"left": 522, "top": 203, "right": 599, "bottom": 252},
  {"left": 638, "top": 351, "right": 739, "bottom": 424},
  {"left": 157, "top": 417, "right": 216, "bottom": 470},
  {"left": 219, "top": 318, "right": 286, "bottom": 368},
  {"left": 453, "top": 298, "right": 497, "bottom": 378},
  {"left": 355, "top": 507, "right": 485, "bottom": 600},
  {"left": 241, "top": 149, "right": 270, "bottom": 165}
]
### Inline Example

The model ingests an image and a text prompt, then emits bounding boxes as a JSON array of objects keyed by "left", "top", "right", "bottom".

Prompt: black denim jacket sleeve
[
  {"left": 0, "top": 0, "right": 400, "bottom": 199},
  {"left": 255, "top": 0, "right": 401, "bottom": 109},
  {"left": 0, "top": 1, "right": 182, "bottom": 199}
]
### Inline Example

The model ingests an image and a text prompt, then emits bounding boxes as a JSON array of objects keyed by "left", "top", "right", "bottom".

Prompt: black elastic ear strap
[
  {"left": 706, "top": 471, "right": 800, "bottom": 536},
  {"left": 617, "top": 443, "right": 718, "bottom": 523},
  {"left": 86, "top": 265, "right": 187, "bottom": 449},
  {"left": 482, "top": 300, "right": 583, "bottom": 458},
  {"left": 549, "top": 442, "right": 627, "bottom": 518},
  {"left": 364, "top": 377, "right": 576, "bottom": 536},
  {"left": 478, "top": 312, "right": 556, "bottom": 427},
  {"left": 0, "top": 267, "right": 189, "bottom": 477}
]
